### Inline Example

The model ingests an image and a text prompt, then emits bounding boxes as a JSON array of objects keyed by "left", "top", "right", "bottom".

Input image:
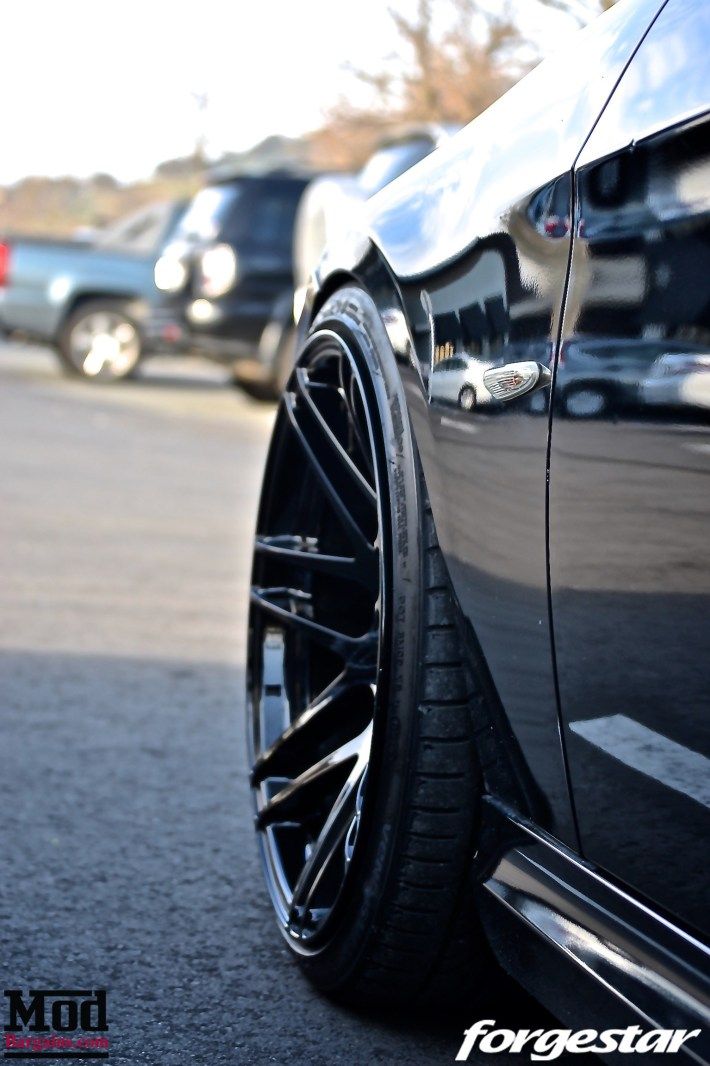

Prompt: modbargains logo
[
  {"left": 3, "top": 989, "right": 109, "bottom": 1059},
  {"left": 455, "top": 1020, "right": 702, "bottom": 1060}
]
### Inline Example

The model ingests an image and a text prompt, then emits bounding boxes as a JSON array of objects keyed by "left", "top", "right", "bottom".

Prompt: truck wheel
[{"left": 57, "top": 299, "right": 142, "bottom": 381}]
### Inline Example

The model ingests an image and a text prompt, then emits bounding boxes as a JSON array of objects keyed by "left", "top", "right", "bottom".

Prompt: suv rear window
[
  {"left": 176, "top": 185, "right": 241, "bottom": 242},
  {"left": 358, "top": 139, "right": 434, "bottom": 197},
  {"left": 177, "top": 179, "right": 306, "bottom": 251},
  {"left": 221, "top": 180, "right": 306, "bottom": 251}
]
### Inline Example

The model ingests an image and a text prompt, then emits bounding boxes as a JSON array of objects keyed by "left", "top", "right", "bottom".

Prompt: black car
[
  {"left": 150, "top": 170, "right": 310, "bottom": 394},
  {"left": 245, "top": 0, "right": 710, "bottom": 1052}
]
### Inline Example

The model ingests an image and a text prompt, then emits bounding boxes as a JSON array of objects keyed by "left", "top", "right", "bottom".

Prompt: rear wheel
[
  {"left": 561, "top": 384, "right": 609, "bottom": 418},
  {"left": 247, "top": 286, "right": 493, "bottom": 1005},
  {"left": 57, "top": 299, "right": 142, "bottom": 381},
  {"left": 458, "top": 384, "right": 477, "bottom": 411}
]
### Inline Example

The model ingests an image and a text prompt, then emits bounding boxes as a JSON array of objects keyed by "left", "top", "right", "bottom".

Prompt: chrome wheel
[
  {"left": 247, "top": 328, "right": 384, "bottom": 949},
  {"left": 68, "top": 311, "right": 141, "bottom": 378}
]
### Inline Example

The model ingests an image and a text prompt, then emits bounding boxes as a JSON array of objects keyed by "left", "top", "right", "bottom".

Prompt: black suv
[{"left": 149, "top": 170, "right": 310, "bottom": 393}]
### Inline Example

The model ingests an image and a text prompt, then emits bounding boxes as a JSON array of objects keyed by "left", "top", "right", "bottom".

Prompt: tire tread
[{"left": 348, "top": 501, "right": 491, "bottom": 1006}]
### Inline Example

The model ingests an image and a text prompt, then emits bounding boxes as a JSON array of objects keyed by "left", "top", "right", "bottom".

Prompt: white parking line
[
  {"left": 570, "top": 714, "right": 710, "bottom": 810},
  {"left": 439, "top": 416, "right": 479, "bottom": 434}
]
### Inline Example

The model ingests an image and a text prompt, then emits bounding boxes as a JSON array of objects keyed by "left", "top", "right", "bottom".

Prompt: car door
[{"left": 550, "top": 0, "right": 710, "bottom": 936}]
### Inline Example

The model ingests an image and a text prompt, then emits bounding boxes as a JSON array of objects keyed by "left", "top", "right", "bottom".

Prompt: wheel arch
[
  {"left": 307, "top": 246, "right": 425, "bottom": 397},
  {"left": 309, "top": 269, "right": 360, "bottom": 324},
  {"left": 306, "top": 259, "right": 551, "bottom": 835},
  {"left": 55, "top": 290, "right": 144, "bottom": 342}
]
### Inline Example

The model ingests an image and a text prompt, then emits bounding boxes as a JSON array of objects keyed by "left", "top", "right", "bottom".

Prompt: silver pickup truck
[{"left": 0, "top": 200, "right": 184, "bottom": 380}]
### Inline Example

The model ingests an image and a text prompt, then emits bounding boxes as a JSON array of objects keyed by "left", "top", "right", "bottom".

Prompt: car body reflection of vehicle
[
  {"left": 245, "top": 0, "right": 710, "bottom": 1050},
  {"left": 642, "top": 350, "right": 710, "bottom": 411},
  {"left": 428, "top": 350, "right": 494, "bottom": 409},
  {"left": 556, "top": 336, "right": 666, "bottom": 417}
]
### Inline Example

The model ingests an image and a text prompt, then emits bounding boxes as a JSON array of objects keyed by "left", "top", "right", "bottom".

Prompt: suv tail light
[
  {"left": 154, "top": 251, "right": 188, "bottom": 293},
  {"left": 199, "top": 244, "right": 238, "bottom": 298},
  {"left": 0, "top": 243, "right": 10, "bottom": 287}
]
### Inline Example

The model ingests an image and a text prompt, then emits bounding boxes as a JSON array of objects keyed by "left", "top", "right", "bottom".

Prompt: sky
[{"left": 2, "top": 0, "right": 573, "bottom": 186}]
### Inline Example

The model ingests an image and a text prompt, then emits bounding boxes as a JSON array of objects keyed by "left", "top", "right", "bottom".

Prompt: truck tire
[{"left": 57, "top": 299, "right": 142, "bottom": 381}]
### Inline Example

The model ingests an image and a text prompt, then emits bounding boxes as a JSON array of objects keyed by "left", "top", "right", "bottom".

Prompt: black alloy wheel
[
  {"left": 248, "top": 326, "right": 383, "bottom": 946},
  {"left": 247, "top": 287, "right": 491, "bottom": 1005}
]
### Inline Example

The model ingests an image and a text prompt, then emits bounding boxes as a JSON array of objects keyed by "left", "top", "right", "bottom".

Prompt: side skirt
[{"left": 477, "top": 798, "right": 710, "bottom": 1063}]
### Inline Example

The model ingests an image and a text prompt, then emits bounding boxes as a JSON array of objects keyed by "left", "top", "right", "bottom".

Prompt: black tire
[
  {"left": 271, "top": 324, "right": 297, "bottom": 395},
  {"left": 458, "top": 384, "right": 477, "bottom": 411},
  {"left": 57, "top": 298, "right": 142, "bottom": 381},
  {"left": 233, "top": 375, "right": 279, "bottom": 402},
  {"left": 560, "top": 383, "right": 610, "bottom": 418},
  {"left": 234, "top": 325, "right": 297, "bottom": 402},
  {"left": 247, "top": 286, "right": 494, "bottom": 1007}
]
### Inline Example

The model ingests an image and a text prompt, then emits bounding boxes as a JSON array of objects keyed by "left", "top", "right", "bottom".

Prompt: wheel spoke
[
  {"left": 283, "top": 390, "right": 376, "bottom": 557},
  {"left": 114, "top": 322, "right": 136, "bottom": 345},
  {"left": 256, "top": 724, "right": 371, "bottom": 830},
  {"left": 251, "top": 674, "right": 366, "bottom": 785},
  {"left": 83, "top": 349, "right": 106, "bottom": 375},
  {"left": 338, "top": 355, "right": 375, "bottom": 480},
  {"left": 255, "top": 535, "right": 349, "bottom": 579},
  {"left": 250, "top": 586, "right": 377, "bottom": 667},
  {"left": 289, "top": 741, "right": 370, "bottom": 923},
  {"left": 293, "top": 367, "right": 376, "bottom": 505},
  {"left": 248, "top": 328, "right": 384, "bottom": 941},
  {"left": 254, "top": 534, "right": 377, "bottom": 594}
]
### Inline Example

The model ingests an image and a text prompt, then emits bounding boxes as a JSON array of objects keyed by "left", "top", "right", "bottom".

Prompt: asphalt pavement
[{"left": 1, "top": 342, "right": 554, "bottom": 1065}]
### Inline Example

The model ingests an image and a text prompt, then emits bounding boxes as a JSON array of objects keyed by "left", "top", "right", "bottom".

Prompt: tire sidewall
[{"left": 296, "top": 286, "right": 425, "bottom": 991}]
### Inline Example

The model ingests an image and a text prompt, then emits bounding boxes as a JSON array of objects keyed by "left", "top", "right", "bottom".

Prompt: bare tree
[
  {"left": 310, "top": 0, "right": 522, "bottom": 168},
  {"left": 191, "top": 90, "right": 209, "bottom": 167},
  {"left": 309, "top": 0, "right": 618, "bottom": 170},
  {"left": 535, "top": 0, "right": 617, "bottom": 25},
  {"left": 350, "top": 0, "right": 521, "bottom": 125}
]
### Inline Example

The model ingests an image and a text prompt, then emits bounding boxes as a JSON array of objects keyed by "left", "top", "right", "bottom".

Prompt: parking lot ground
[{"left": 1, "top": 342, "right": 560, "bottom": 1065}]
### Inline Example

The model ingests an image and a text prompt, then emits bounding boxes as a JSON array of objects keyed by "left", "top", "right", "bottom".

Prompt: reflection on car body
[
  {"left": 557, "top": 339, "right": 710, "bottom": 420},
  {"left": 429, "top": 349, "right": 494, "bottom": 410},
  {"left": 642, "top": 350, "right": 710, "bottom": 412}
]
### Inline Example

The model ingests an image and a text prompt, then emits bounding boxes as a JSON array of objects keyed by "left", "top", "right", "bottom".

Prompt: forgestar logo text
[{"left": 455, "top": 1020, "right": 702, "bottom": 1060}]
